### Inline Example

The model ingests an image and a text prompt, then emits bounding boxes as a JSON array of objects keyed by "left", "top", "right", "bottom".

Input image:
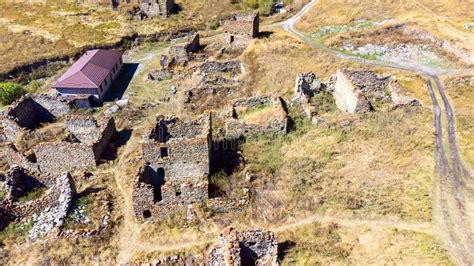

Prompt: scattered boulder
[{"left": 148, "top": 70, "right": 173, "bottom": 81}]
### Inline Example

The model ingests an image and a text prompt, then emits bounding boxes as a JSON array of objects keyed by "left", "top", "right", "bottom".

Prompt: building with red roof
[{"left": 53, "top": 49, "right": 123, "bottom": 103}]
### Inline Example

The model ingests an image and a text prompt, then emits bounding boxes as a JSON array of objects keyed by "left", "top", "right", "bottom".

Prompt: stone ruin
[
  {"left": 162, "top": 33, "right": 201, "bottom": 67},
  {"left": 225, "top": 95, "right": 289, "bottom": 138},
  {"left": 332, "top": 69, "right": 420, "bottom": 113},
  {"left": 110, "top": 0, "right": 175, "bottom": 18},
  {"left": 138, "top": 228, "right": 279, "bottom": 265},
  {"left": 224, "top": 13, "right": 260, "bottom": 47},
  {"left": 33, "top": 115, "right": 117, "bottom": 173},
  {"left": 183, "top": 60, "right": 243, "bottom": 113},
  {"left": 133, "top": 114, "right": 211, "bottom": 221},
  {"left": 4, "top": 114, "right": 117, "bottom": 174},
  {"left": 1, "top": 94, "right": 71, "bottom": 142},
  {"left": 0, "top": 166, "right": 75, "bottom": 239},
  {"left": 208, "top": 228, "right": 279, "bottom": 266},
  {"left": 293, "top": 72, "right": 322, "bottom": 124},
  {"left": 139, "top": 0, "right": 175, "bottom": 18}
]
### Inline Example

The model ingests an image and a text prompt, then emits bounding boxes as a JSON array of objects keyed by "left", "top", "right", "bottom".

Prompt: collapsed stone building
[
  {"left": 4, "top": 115, "right": 117, "bottom": 174},
  {"left": 133, "top": 114, "right": 211, "bottom": 221},
  {"left": 1, "top": 94, "right": 71, "bottom": 142},
  {"left": 110, "top": 0, "right": 176, "bottom": 17},
  {"left": 138, "top": 228, "right": 279, "bottom": 265},
  {"left": 293, "top": 72, "right": 323, "bottom": 124},
  {"left": 208, "top": 228, "right": 279, "bottom": 266},
  {"left": 332, "top": 69, "right": 420, "bottom": 113},
  {"left": 225, "top": 95, "right": 289, "bottom": 138},
  {"left": 33, "top": 115, "right": 117, "bottom": 173},
  {"left": 224, "top": 13, "right": 259, "bottom": 47},
  {"left": 0, "top": 166, "right": 75, "bottom": 239},
  {"left": 184, "top": 60, "right": 243, "bottom": 113},
  {"left": 163, "top": 33, "right": 201, "bottom": 66}
]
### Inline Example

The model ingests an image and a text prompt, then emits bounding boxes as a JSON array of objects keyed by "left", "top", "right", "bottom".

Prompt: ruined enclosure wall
[
  {"left": 208, "top": 229, "right": 279, "bottom": 266},
  {"left": 92, "top": 117, "right": 117, "bottom": 160},
  {"left": 226, "top": 96, "right": 289, "bottom": 138},
  {"left": 65, "top": 115, "right": 101, "bottom": 145},
  {"left": 6, "top": 97, "right": 41, "bottom": 129},
  {"left": 5, "top": 144, "right": 39, "bottom": 172},
  {"left": 31, "top": 94, "right": 71, "bottom": 118},
  {"left": 34, "top": 142, "right": 97, "bottom": 173},
  {"left": 185, "top": 34, "right": 200, "bottom": 53},
  {"left": 1, "top": 94, "right": 71, "bottom": 141}
]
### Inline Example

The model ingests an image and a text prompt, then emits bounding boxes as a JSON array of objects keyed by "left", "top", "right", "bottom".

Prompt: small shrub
[
  {"left": 77, "top": 195, "right": 93, "bottom": 214},
  {"left": 244, "top": 0, "right": 276, "bottom": 15},
  {"left": 27, "top": 80, "right": 42, "bottom": 93},
  {"left": 206, "top": 19, "right": 221, "bottom": 30},
  {"left": 311, "top": 91, "right": 337, "bottom": 114},
  {"left": 0, "top": 82, "right": 27, "bottom": 105}
]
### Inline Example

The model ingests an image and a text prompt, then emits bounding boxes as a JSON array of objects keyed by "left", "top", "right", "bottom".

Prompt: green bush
[
  {"left": 206, "top": 19, "right": 221, "bottom": 30},
  {"left": 0, "top": 82, "right": 27, "bottom": 105},
  {"left": 244, "top": 0, "right": 276, "bottom": 15}
]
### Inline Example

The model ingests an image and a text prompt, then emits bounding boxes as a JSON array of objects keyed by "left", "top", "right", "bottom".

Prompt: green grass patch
[
  {"left": 311, "top": 20, "right": 374, "bottom": 39},
  {"left": 339, "top": 49, "right": 379, "bottom": 60},
  {"left": 0, "top": 187, "right": 6, "bottom": 201},
  {"left": 311, "top": 90, "right": 337, "bottom": 114},
  {"left": 0, "top": 82, "right": 27, "bottom": 105},
  {"left": 0, "top": 220, "right": 33, "bottom": 244},
  {"left": 17, "top": 187, "right": 46, "bottom": 203}
]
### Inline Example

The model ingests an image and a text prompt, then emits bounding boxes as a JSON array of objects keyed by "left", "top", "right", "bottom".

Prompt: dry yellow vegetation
[
  {"left": 294, "top": 0, "right": 474, "bottom": 54},
  {"left": 443, "top": 74, "right": 474, "bottom": 168}
]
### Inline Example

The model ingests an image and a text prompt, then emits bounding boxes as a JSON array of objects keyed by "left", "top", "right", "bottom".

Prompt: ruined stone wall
[
  {"left": 139, "top": 0, "right": 175, "bottom": 17},
  {"left": 168, "top": 34, "right": 200, "bottom": 65},
  {"left": 0, "top": 167, "right": 75, "bottom": 238},
  {"left": 5, "top": 144, "right": 39, "bottom": 172},
  {"left": 135, "top": 114, "right": 211, "bottom": 221},
  {"left": 28, "top": 172, "right": 76, "bottom": 239},
  {"left": 65, "top": 115, "right": 101, "bottom": 145},
  {"left": 31, "top": 94, "right": 71, "bottom": 118},
  {"left": 33, "top": 115, "right": 116, "bottom": 173},
  {"left": 293, "top": 72, "right": 321, "bottom": 123},
  {"left": 224, "top": 13, "right": 259, "bottom": 39},
  {"left": 334, "top": 69, "right": 373, "bottom": 113},
  {"left": 1, "top": 94, "right": 71, "bottom": 141},
  {"left": 91, "top": 116, "right": 117, "bottom": 160},
  {"left": 208, "top": 228, "right": 279, "bottom": 266},
  {"left": 225, "top": 96, "right": 289, "bottom": 138},
  {"left": 34, "top": 142, "right": 97, "bottom": 173}
]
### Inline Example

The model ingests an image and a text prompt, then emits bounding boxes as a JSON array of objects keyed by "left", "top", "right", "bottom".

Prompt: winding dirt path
[{"left": 277, "top": 0, "right": 474, "bottom": 264}]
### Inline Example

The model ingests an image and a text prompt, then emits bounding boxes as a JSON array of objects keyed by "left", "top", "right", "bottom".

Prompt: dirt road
[{"left": 277, "top": 0, "right": 474, "bottom": 264}]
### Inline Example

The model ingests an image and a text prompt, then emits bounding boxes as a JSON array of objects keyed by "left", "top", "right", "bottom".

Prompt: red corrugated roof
[{"left": 54, "top": 49, "right": 123, "bottom": 89}]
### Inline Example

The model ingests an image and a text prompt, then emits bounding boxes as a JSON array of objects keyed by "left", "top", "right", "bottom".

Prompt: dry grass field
[
  {"left": 0, "top": 0, "right": 247, "bottom": 75},
  {"left": 294, "top": 0, "right": 474, "bottom": 54},
  {"left": 443, "top": 74, "right": 474, "bottom": 168},
  {"left": 1, "top": 0, "right": 471, "bottom": 264}
]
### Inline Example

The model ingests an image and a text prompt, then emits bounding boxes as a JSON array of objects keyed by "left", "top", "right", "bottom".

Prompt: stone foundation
[
  {"left": 0, "top": 167, "right": 76, "bottom": 238},
  {"left": 225, "top": 95, "right": 289, "bottom": 138},
  {"left": 208, "top": 228, "right": 279, "bottom": 266}
]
